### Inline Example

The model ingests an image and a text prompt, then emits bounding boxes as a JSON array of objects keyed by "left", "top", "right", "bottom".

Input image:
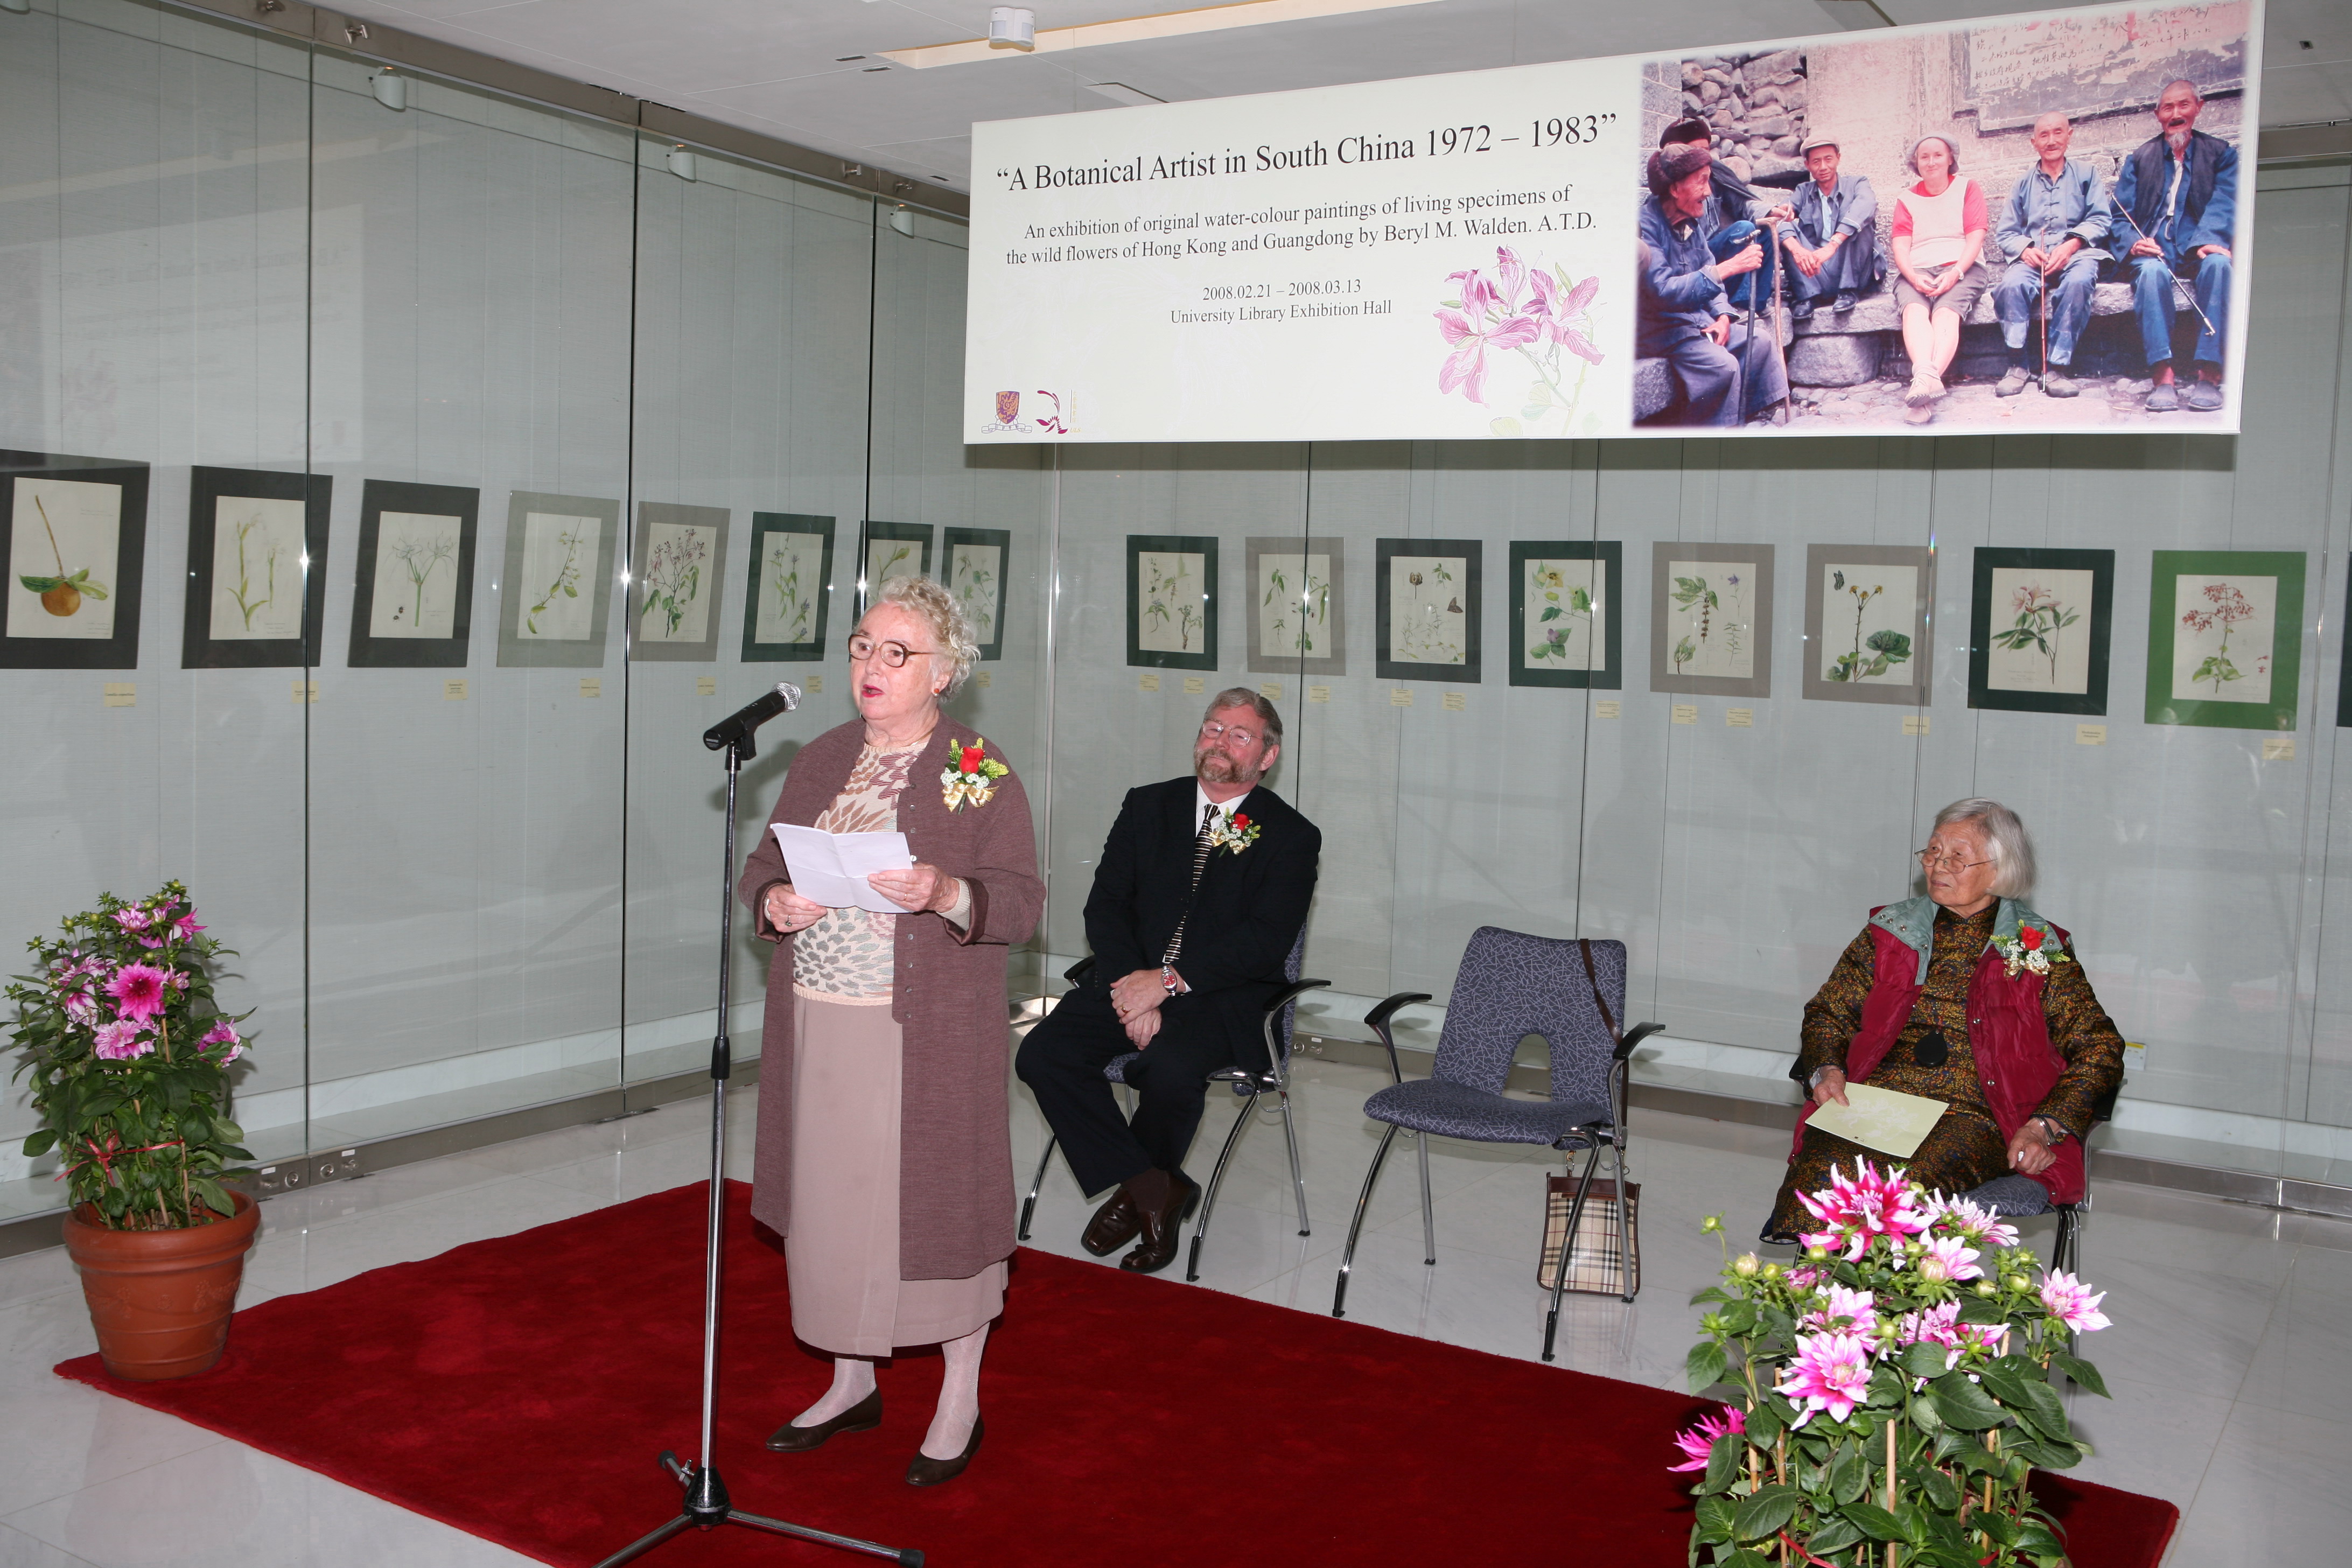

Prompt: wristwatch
[
  {"left": 2031, "top": 1115, "right": 2067, "bottom": 1145},
  {"left": 1808, "top": 1065, "right": 1839, "bottom": 1088},
  {"left": 1159, "top": 964, "right": 1180, "bottom": 994}
]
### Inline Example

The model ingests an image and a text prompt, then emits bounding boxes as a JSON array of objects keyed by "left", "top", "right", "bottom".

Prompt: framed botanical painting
[
  {"left": 1376, "top": 538, "right": 1481, "bottom": 683},
  {"left": 1649, "top": 542, "right": 1772, "bottom": 698},
  {"left": 630, "top": 502, "right": 730, "bottom": 662},
  {"left": 742, "top": 513, "right": 836, "bottom": 662},
  {"left": 182, "top": 467, "right": 331, "bottom": 669},
  {"left": 1126, "top": 534, "right": 1219, "bottom": 671},
  {"left": 1967, "top": 548, "right": 2114, "bottom": 716},
  {"left": 1801, "top": 544, "right": 1934, "bottom": 708},
  {"left": 1245, "top": 535, "right": 1346, "bottom": 677},
  {"left": 944, "top": 526, "right": 1011, "bottom": 661},
  {"left": 495, "top": 491, "right": 620, "bottom": 669},
  {"left": 2145, "top": 550, "right": 2306, "bottom": 731},
  {"left": 1, "top": 450, "right": 150, "bottom": 670},
  {"left": 1509, "top": 541, "right": 1619, "bottom": 689},
  {"left": 347, "top": 480, "right": 479, "bottom": 670},
  {"left": 861, "top": 521, "right": 933, "bottom": 613}
]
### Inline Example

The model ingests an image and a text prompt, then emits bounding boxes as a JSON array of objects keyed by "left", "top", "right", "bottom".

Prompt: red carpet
[{"left": 58, "top": 1182, "right": 2175, "bottom": 1567}]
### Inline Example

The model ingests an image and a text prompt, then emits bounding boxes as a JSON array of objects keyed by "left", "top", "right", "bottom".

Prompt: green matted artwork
[
  {"left": 944, "top": 526, "right": 1011, "bottom": 660},
  {"left": 1126, "top": 534, "right": 1219, "bottom": 671},
  {"left": 2144, "top": 550, "right": 2305, "bottom": 732},
  {"left": 741, "top": 514, "right": 835, "bottom": 662},
  {"left": 1508, "top": 541, "right": 1620, "bottom": 689},
  {"left": 859, "top": 521, "right": 932, "bottom": 615},
  {"left": 1376, "top": 537, "right": 1482, "bottom": 683},
  {"left": 1967, "top": 547, "right": 2114, "bottom": 716}
]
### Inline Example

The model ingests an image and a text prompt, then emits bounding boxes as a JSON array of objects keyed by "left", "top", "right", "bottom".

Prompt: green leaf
[
  {"left": 1827, "top": 1440, "right": 1866, "bottom": 1505},
  {"left": 1743, "top": 1398, "right": 1783, "bottom": 1447},
  {"left": 1864, "top": 629, "right": 1912, "bottom": 660},
  {"left": 2017, "top": 1520, "right": 2066, "bottom": 1557},
  {"left": 1975, "top": 1361, "right": 2037, "bottom": 1407},
  {"left": 1688, "top": 1340, "right": 1730, "bottom": 1394},
  {"left": 1540, "top": 606, "right": 1562, "bottom": 621},
  {"left": 79, "top": 580, "right": 109, "bottom": 600},
  {"left": 22, "top": 1129, "right": 57, "bottom": 1157},
  {"left": 2011, "top": 1377, "right": 2071, "bottom": 1443},
  {"left": 1902, "top": 1342, "right": 1954, "bottom": 1381},
  {"left": 1929, "top": 1373, "right": 2007, "bottom": 1431},
  {"left": 2012, "top": 1437, "right": 2082, "bottom": 1470},
  {"left": 19, "top": 575, "right": 62, "bottom": 592},
  {"left": 1916, "top": 1464, "right": 1960, "bottom": 1511},
  {"left": 1840, "top": 1502, "right": 1905, "bottom": 1542},
  {"left": 1570, "top": 587, "right": 1592, "bottom": 612},
  {"left": 1722, "top": 1552, "right": 1773, "bottom": 1568},
  {"left": 1694, "top": 1494, "right": 1736, "bottom": 1544},
  {"left": 1701, "top": 1431, "right": 1745, "bottom": 1496},
  {"left": 2048, "top": 1350, "right": 2109, "bottom": 1397},
  {"left": 1731, "top": 1485, "right": 1800, "bottom": 1543},
  {"left": 1804, "top": 1515, "right": 1866, "bottom": 1555}
]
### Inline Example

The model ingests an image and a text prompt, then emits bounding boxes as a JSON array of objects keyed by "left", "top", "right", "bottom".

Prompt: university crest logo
[{"left": 995, "top": 390, "right": 1020, "bottom": 424}]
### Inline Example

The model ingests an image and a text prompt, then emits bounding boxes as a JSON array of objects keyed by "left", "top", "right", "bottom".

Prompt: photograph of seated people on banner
[{"left": 1634, "top": 1, "right": 2250, "bottom": 432}]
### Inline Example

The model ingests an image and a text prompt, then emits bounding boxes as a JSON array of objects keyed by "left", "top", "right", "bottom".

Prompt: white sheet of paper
[
  {"left": 1807, "top": 1083, "right": 1949, "bottom": 1161},
  {"left": 770, "top": 824, "right": 915, "bottom": 913}
]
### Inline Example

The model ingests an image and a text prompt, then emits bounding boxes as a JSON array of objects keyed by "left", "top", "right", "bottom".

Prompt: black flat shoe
[
  {"left": 906, "top": 1415, "right": 984, "bottom": 1487},
  {"left": 766, "top": 1388, "right": 882, "bottom": 1452}
]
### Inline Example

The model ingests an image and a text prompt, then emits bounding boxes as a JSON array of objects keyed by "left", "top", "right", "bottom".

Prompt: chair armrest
[
  {"left": 1261, "top": 979, "right": 1331, "bottom": 1017},
  {"left": 1363, "top": 991, "right": 1435, "bottom": 1084},
  {"left": 1613, "top": 1020, "right": 1665, "bottom": 1063},
  {"left": 1063, "top": 956, "right": 1096, "bottom": 987}
]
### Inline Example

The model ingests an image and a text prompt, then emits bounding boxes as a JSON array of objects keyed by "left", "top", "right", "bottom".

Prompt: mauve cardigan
[{"left": 736, "top": 717, "right": 1044, "bottom": 1280}]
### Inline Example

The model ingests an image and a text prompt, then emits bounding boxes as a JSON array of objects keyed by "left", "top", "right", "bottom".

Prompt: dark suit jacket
[{"left": 1081, "top": 775, "right": 1320, "bottom": 1059}]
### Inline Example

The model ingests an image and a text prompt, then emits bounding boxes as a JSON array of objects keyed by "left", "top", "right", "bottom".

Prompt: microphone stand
[{"left": 594, "top": 722, "right": 921, "bottom": 1568}]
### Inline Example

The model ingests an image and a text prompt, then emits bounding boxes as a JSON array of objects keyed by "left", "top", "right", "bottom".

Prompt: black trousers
[{"left": 1015, "top": 983, "right": 1257, "bottom": 1198}]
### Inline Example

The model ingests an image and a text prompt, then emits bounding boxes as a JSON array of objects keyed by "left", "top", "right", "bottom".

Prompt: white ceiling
[{"left": 332, "top": 0, "right": 2352, "bottom": 192}]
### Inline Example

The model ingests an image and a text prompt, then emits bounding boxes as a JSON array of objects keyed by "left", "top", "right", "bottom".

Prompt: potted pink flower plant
[
  {"left": 1679, "top": 1161, "right": 2112, "bottom": 1566},
  {"left": 7, "top": 880, "right": 260, "bottom": 1379}
]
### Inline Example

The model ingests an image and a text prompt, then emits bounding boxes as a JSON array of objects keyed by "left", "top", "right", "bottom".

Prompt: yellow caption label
[
  {"left": 2075, "top": 724, "right": 2106, "bottom": 746},
  {"left": 444, "top": 679, "right": 468, "bottom": 701},
  {"left": 1594, "top": 700, "right": 1621, "bottom": 719},
  {"left": 1390, "top": 688, "right": 1413, "bottom": 707},
  {"left": 1182, "top": 676, "right": 1205, "bottom": 695},
  {"left": 1138, "top": 672, "right": 1160, "bottom": 692},
  {"left": 2262, "top": 737, "right": 2295, "bottom": 761},
  {"left": 102, "top": 682, "right": 136, "bottom": 709},
  {"left": 806, "top": 674, "right": 823, "bottom": 694},
  {"left": 696, "top": 676, "right": 716, "bottom": 697},
  {"left": 1901, "top": 715, "right": 1930, "bottom": 736},
  {"left": 1670, "top": 704, "right": 1697, "bottom": 725},
  {"left": 1307, "top": 685, "right": 1331, "bottom": 703},
  {"left": 290, "top": 681, "right": 319, "bottom": 705},
  {"left": 1442, "top": 691, "right": 1466, "bottom": 711},
  {"left": 1258, "top": 682, "right": 1282, "bottom": 701},
  {"left": 976, "top": 670, "right": 991, "bottom": 688},
  {"left": 1726, "top": 708, "right": 1753, "bottom": 728},
  {"left": 579, "top": 678, "right": 601, "bottom": 698}
]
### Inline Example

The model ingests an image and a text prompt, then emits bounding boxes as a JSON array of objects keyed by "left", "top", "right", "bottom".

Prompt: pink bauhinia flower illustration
[
  {"left": 93, "top": 1019, "right": 154, "bottom": 1060},
  {"left": 1667, "top": 1403, "right": 1746, "bottom": 1471},
  {"left": 1529, "top": 268, "right": 1604, "bottom": 363},
  {"left": 1796, "top": 1160, "right": 1930, "bottom": 1259},
  {"left": 1775, "top": 1329, "right": 1877, "bottom": 1427},
  {"left": 2039, "top": 1269, "right": 2112, "bottom": 1333},
  {"left": 1434, "top": 289, "right": 1538, "bottom": 403},
  {"left": 106, "top": 963, "right": 171, "bottom": 1023}
]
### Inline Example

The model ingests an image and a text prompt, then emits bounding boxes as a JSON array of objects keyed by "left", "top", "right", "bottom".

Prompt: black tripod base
[{"left": 589, "top": 1453, "right": 922, "bottom": 1568}]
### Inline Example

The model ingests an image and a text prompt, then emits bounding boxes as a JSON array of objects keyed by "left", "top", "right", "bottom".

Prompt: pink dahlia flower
[
  {"left": 1921, "top": 1234, "right": 1983, "bottom": 1283},
  {"left": 93, "top": 1020, "right": 153, "bottom": 1060},
  {"left": 200, "top": 1021, "right": 245, "bottom": 1062},
  {"left": 106, "top": 963, "right": 171, "bottom": 1022},
  {"left": 1922, "top": 1193, "right": 2021, "bottom": 1249},
  {"left": 1667, "top": 1403, "right": 1745, "bottom": 1472},
  {"left": 2039, "top": 1270, "right": 2111, "bottom": 1334},
  {"left": 61, "top": 990, "right": 97, "bottom": 1023},
  {"left": 1775, "top": 1329, "right": 1877, "bottom": 1428},
  {"left": 1893, "top": 1301, "right": 1964, "bottom": 1374},
  {"left": 173, "top": 913, "right": 206, "bottom": 940},
  {"left": 114, "top": 907, "right": 152, "bottom": 934},
  {"left": 1796, "top": 1160, "right": 1930, "bottom": 1260},
  {"left": 1800, "top": 1284, "right": 1879, "bottom": 1339}
]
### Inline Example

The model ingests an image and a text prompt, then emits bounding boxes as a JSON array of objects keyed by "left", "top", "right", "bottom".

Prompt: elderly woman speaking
[
  {"left": 1764, "top": 799, "right": 2123, "bottom": 1241},
  {"left": 736, "top": 575, "right": 1042, "bottom": 1486}
]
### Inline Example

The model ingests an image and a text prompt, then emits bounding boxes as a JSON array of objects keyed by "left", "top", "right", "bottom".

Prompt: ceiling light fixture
[
  {"left": 668, "top": 146, "right": 697, "bottom": 180},
  {"left": 0, "top": 0, "right": 32, "bottom": 16},
  {"left": 990, "top": 7, "right": 1037, "bottom": 50},
  {"left": 884, "top": 0, "right": 1435, "bottom": 69},
  {"left": 370, "top": 69, "right": 407, "bottom": 111}
]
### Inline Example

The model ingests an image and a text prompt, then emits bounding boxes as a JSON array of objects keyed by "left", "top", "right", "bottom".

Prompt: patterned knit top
[{"left": 792, "top": 739, "right": 924, "bottom": 1004}]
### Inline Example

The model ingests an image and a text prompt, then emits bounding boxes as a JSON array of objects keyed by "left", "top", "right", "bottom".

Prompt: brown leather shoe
[
  {"left": 766, "top": 1388, "right": 881, "bottom": 1452},
  {"left": 1080, "top": 1188, "right": 1142, "bottom": 1256},
  {"left": 906, "top": 1416, "right": 984, "bottom": 1487},
  {"left": 1118, "top": 1170, "right": 1198, "bottom": 1275}
]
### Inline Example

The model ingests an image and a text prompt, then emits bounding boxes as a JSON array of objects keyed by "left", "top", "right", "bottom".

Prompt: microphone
[{"left": 702, "top": 681, "right": 802, "bottom": 757}]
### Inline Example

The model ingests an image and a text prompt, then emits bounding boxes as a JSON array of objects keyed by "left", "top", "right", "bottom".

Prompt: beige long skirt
[{"left": 786, "top": 993, "right": 1007, "bottom": 1357}]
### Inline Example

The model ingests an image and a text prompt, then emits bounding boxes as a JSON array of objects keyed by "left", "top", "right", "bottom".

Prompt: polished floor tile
[{"left": 6, "top": 1053, "right": 2345, "bottom": 1565}]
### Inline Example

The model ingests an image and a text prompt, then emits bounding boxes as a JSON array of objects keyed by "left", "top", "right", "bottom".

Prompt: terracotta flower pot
[{"left": 63, "top": 1191, "right": 260, "bottom": 1381}]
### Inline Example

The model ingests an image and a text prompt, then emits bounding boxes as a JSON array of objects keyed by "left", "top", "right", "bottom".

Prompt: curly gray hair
[
  {"left": 867, "top": 575, "right": 978, "bottom": 699},
  {"left": 1930, "top": 797, "right": 2036, "bottom": 899}
]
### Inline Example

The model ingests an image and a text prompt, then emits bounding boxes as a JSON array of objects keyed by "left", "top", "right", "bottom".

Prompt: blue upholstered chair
[
  {"left": 1329, "top": 927, "right": 1661, "bottom": 1361},
  {"left": 1956, "top": 1081, "right": 2119, "bottom": 1280},
  {"left": 1018, "top": 928, "right": 1325, "bottom": 1282}
]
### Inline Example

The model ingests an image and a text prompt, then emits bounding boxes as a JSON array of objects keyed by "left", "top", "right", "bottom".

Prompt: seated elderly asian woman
[{"left": 1763, "top": 798, "right": 2124, "bottom": 1242}]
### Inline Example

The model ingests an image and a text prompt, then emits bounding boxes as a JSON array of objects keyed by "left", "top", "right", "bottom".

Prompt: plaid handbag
[
  {"left": 1534, "top": 937, "right": 1640, "bottom": 1297},
  {"left": 1538, "top": 1173, "right": 1641, "bottom": 1296}
]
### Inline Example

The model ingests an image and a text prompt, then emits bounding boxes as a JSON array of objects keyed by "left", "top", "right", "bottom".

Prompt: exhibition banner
[{"left": 964, "top": 0, "right": 2259, "bottom": 443}]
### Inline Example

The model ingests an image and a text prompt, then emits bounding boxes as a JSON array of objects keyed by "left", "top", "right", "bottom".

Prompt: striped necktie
[{"left": 1161, "top": 802, "right": 1220, "bottom": 965}]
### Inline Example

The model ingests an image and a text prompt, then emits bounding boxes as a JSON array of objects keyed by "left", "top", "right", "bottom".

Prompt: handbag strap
[{"left": 1576, "top": 937, "right": 1621, "bottom": 1047}]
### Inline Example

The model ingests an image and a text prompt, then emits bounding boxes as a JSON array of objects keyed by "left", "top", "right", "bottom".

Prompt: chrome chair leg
[
  {"left": 1017, "top": 1133, "right": 1057, "bottom": 1242},
  {"left": 1613, "top": 1136, "right": 1636, "bottom": 1305},
  {"left": 1543, "top": 1143, "right": 1601, "bottom": 1363},
  {"left": 1415, "top": 1131, "right": 1436, "bottom": 1266},
  {"left": 1187, "top": 1088, "right": 1262, "bottom": 1282},
  {"left": 1278, "top": 1088, "right": 1310, "bottom": 1237},
  {"left": 1332, "top": 1124, "right": 1401, "bottom": 1319}
]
